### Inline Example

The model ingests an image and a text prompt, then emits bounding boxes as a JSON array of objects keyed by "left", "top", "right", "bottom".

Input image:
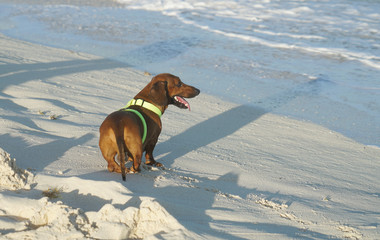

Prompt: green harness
[{"left": 120, "top": 99, "right": 162, "bottom": 144}]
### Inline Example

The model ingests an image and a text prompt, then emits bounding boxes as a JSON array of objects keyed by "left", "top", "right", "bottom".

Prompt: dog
[{"left": 99, "top": 73, "right": 200, "bottom": 181}]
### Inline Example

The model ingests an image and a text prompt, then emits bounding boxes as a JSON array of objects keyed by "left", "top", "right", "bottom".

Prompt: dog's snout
[
  {"left": 194, "top": 87, "right": 200, "bottom": 96},
  {"left": 187, "top": 86, "right": 200, "bottom": 98}
]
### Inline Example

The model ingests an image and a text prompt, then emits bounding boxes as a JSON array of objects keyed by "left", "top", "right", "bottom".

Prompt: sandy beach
[{"left": 1, "top": 31, "right": 380, "bottom": 239}]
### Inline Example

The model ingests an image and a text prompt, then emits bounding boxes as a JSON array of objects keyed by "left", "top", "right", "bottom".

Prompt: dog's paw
[
  {"left": 108, "top": 164, "right": 121, "bottom": 173},
  {"left": 127, "top": 167, "right": 140, "bottom": 173},
  {"left": 154, "top": 162, "right": 163, "bottom": 167},
  {"left": 142, "top": 162, "right": 164, "bottom": 171},
  {"left": 145, "top": 160, "right": 163, "bottom": 167}
]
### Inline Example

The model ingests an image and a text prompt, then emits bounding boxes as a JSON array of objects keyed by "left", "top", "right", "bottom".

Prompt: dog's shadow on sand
[
  {"left": 156, "top": 75, "right": 330, "bottom": 166},
  {"left": 157, "top": 104, "right": 265, "bottom": 166}
]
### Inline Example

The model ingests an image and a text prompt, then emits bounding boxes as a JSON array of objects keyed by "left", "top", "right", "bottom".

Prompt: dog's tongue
[{"left": 174, "top": 96, "right": 191, "bottom": 110}]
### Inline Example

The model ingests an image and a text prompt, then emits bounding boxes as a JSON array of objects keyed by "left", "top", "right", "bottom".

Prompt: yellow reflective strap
[{"left": 124, "top": 99, "right": 162, "bottom": 117}]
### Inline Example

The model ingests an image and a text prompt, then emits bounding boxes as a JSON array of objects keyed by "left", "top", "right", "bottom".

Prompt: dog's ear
[{"left": 149, "top": 81, "right": 168, "bottom": 106}]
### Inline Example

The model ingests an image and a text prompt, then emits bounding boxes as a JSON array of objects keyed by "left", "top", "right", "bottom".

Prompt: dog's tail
[{"left": 117, "top": 138, "right": 126, "bottom": 181}]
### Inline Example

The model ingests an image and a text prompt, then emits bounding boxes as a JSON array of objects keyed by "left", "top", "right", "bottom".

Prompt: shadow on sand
[
  {"left": 1, "top": 43, "right": 336, "bottom": 238},
  {"left": 0, "top": 57, "right": 126, "bottom": 170},
  {"left": 157, "top": 104, "right": 266, "bottom": 166}
]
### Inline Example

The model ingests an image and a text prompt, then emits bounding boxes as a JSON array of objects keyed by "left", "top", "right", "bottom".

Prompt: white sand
[
  {"left": 1, "top": 33, "right": 380, "bottom": 239},
  {"left": 0, "top": 147, "right": 34, "bottom": 190}
]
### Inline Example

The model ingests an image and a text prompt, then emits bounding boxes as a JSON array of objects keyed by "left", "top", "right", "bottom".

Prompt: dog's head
[{"left": 146, "top": 73, "right": 200, "bottom": 110}]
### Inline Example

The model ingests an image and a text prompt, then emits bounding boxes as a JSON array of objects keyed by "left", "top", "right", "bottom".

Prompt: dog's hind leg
[
  {"left": 99, "top": 137, "right": 121, "bottom": 173},
  {"left": 125, "top": 140, "right": 142, "bottom": 173},
  {"left": 130, "top": 148, "right": 142, "bottom": 173},
  {"left": 108, "top": 153, "right": 121, "bottom": 173}
]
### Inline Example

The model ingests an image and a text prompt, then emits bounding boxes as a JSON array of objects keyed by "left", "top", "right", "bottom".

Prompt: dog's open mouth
[{"left": 173, "top": 96, "right": 190, "bottom": 110}]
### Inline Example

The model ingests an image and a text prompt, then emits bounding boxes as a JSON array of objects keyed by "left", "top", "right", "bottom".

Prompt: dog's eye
[{"left": 176, "top": 82, "right": 182, "bottom": 87}]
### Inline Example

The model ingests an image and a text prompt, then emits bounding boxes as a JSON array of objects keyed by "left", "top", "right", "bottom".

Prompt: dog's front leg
[{"left": 145, "top": 140, "right": 163, "bottom": 167}]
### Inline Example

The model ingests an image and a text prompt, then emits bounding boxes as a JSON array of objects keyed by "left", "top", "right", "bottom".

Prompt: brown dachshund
[{"left": 99, "top": 73, "right": 200, "bottom": 181}]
